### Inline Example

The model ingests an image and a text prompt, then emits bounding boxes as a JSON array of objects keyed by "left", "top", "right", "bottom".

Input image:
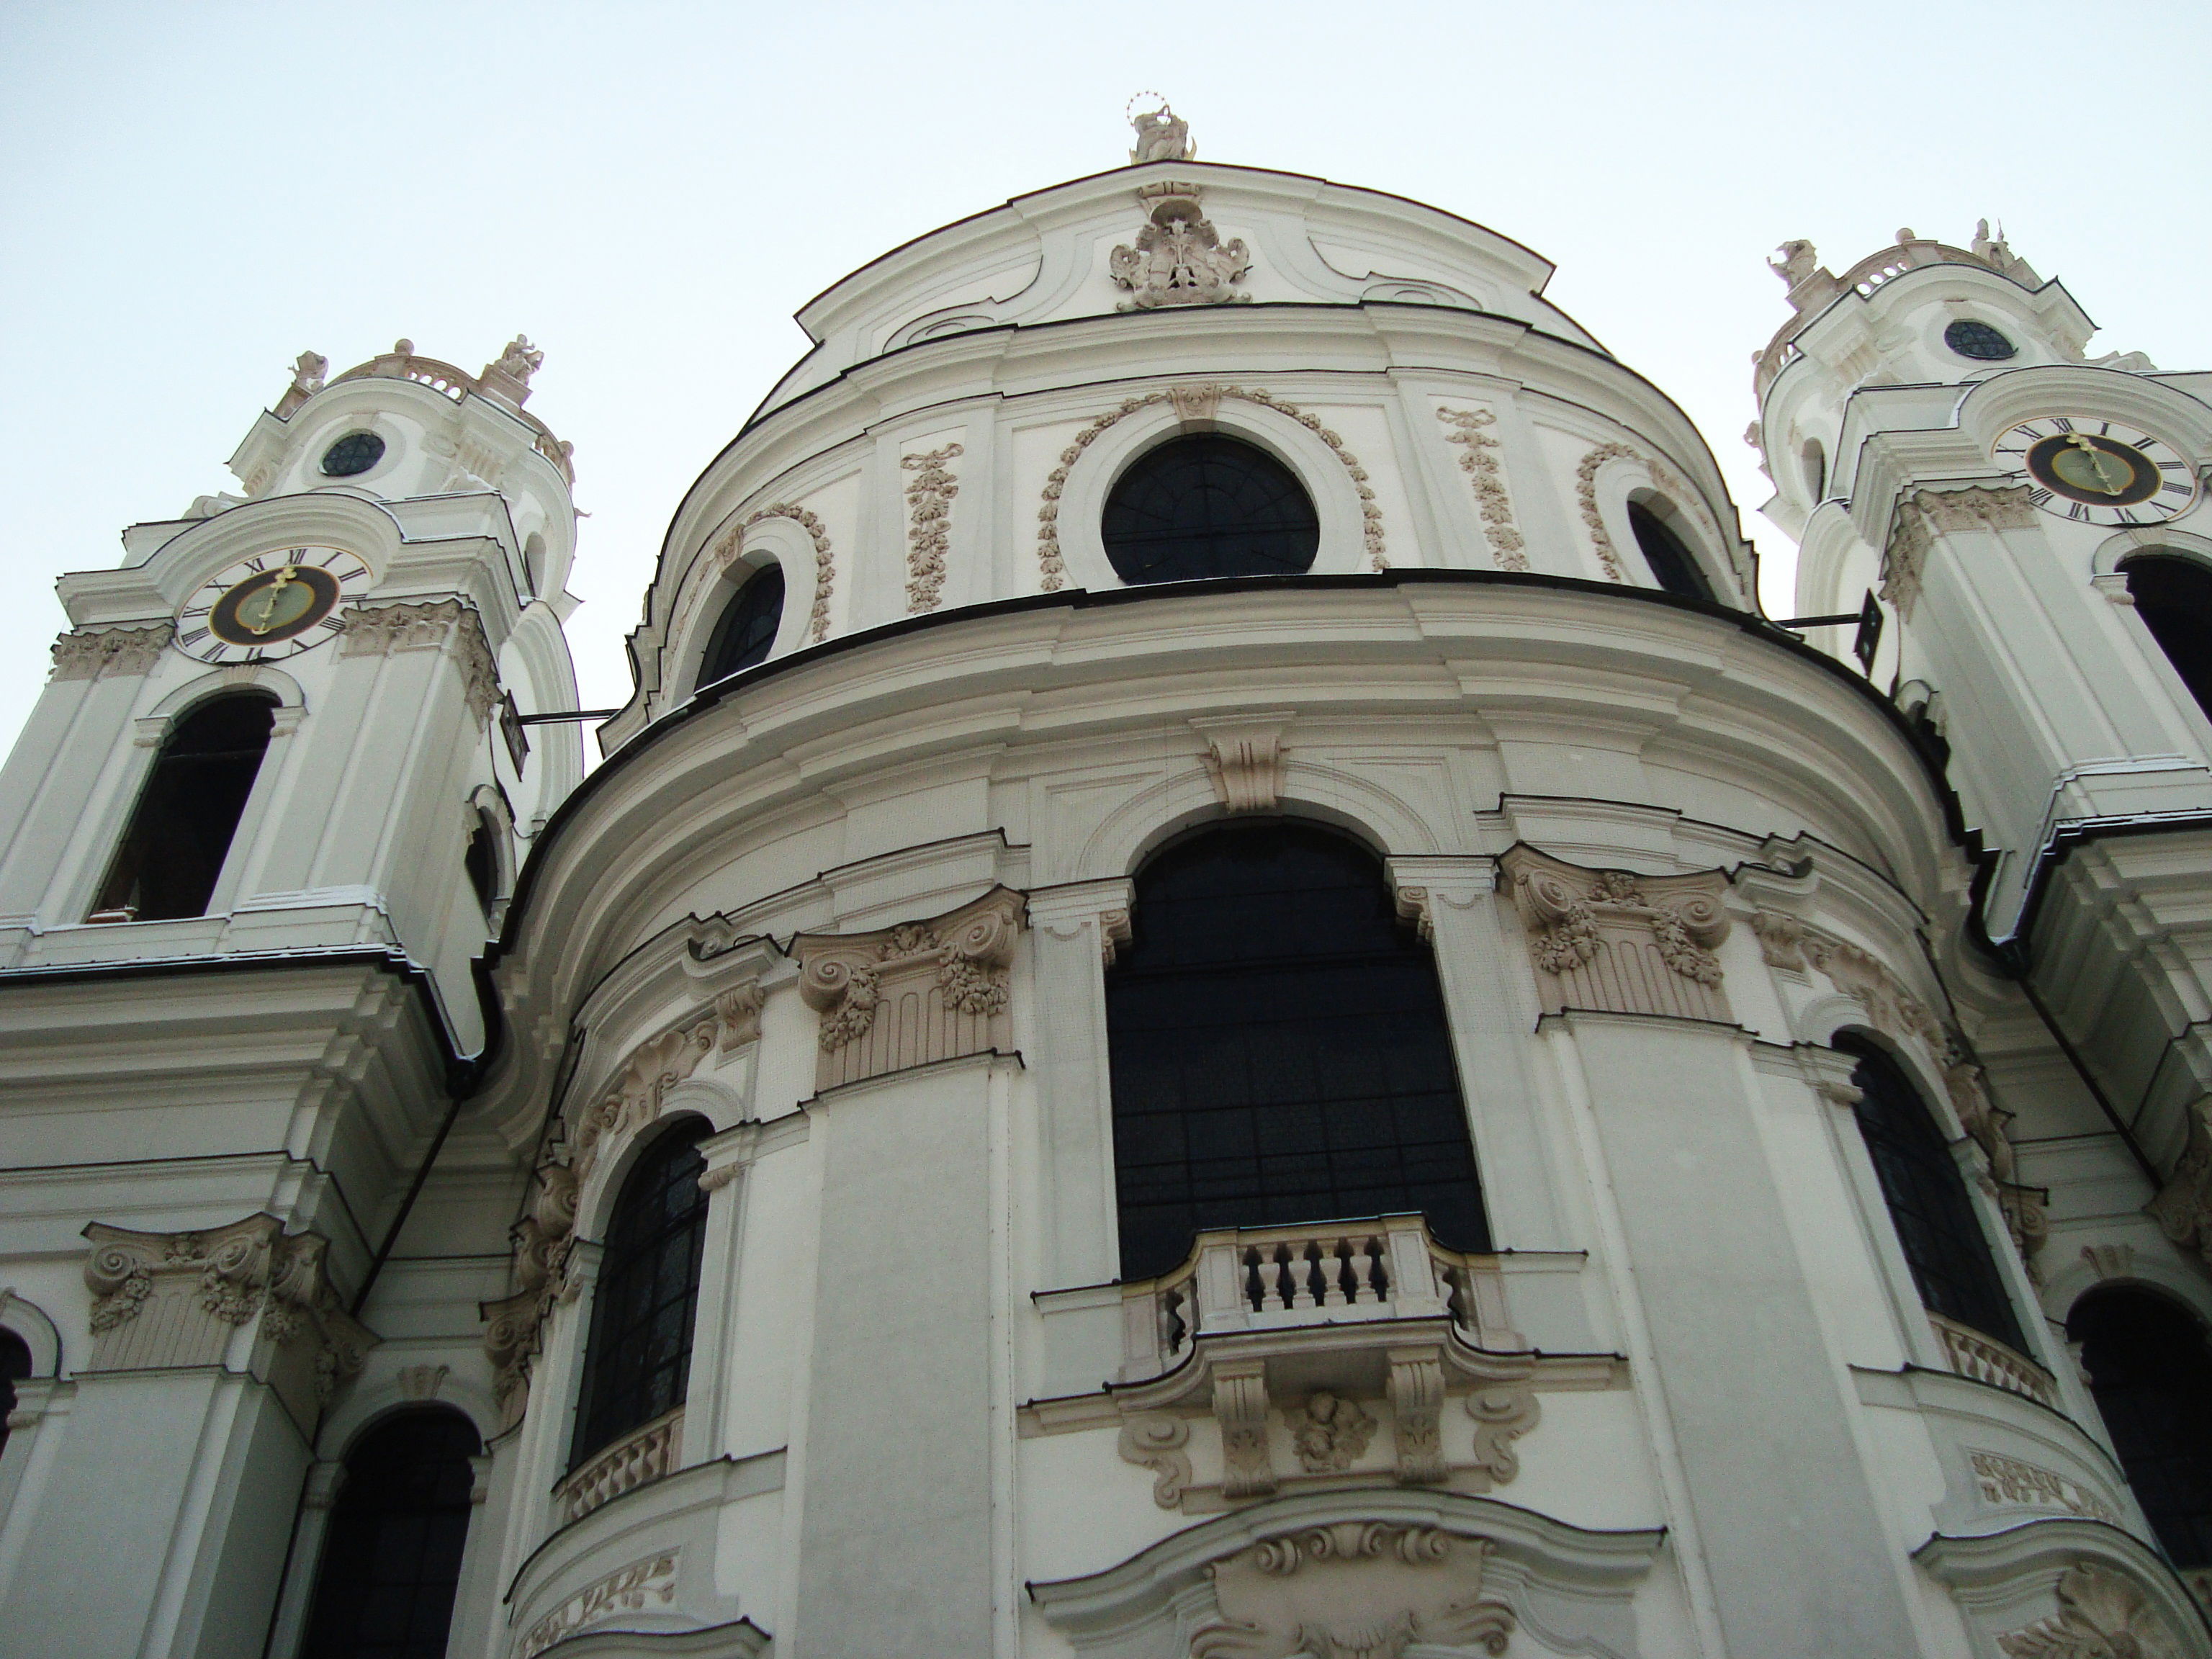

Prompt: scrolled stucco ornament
[
  {"left": 1997, "top": 1560, "right": 2189, "bottom": 1659},
  {"left": 1110, "top": 183, "right": 1251, "bottom": 311}
]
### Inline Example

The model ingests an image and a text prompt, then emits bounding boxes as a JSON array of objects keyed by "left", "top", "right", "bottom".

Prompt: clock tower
[
  {"left": 0, "top": 339, "right": 585, "bottom": 1658},
  {"left": 1751, "top": 225, "right": 2212, "bottom": 1334}
]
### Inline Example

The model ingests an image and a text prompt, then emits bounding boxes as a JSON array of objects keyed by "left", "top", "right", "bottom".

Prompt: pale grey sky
[{"left": 4, "top": 1, "right": 2207, "bottom": 752}]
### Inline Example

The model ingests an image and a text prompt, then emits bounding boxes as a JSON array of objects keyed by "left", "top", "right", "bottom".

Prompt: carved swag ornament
[
  {"left": 795, "top": 886, "right": 1022, "bottom": 1090},
  {"left": 1502, "top": 846, "right": 1732, "bottom": 1021},
  {"left": 1195, "top": 1524, "right": 1514, "bottom": 1659}
]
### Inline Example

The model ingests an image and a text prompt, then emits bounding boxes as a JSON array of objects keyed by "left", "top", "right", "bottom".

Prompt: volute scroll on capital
[
  {"left": 1501, "top": 846, "right": 1732, "bottom": 1021},
  {"left": 795, "top": 886, "right": 1025, "bottom": 1089}
]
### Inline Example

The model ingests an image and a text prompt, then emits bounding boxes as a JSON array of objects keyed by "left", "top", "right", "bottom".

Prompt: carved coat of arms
[{"left": 1110, "top": 187, "right": 1252, "bottom": 311}]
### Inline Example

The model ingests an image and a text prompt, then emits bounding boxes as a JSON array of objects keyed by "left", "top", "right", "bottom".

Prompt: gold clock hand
[
  {"left": 2065, "top": 433, "right": 2128, "bottom": 495},
  {"left": 246, "top": 565, "right": 299, "bottom": 635}
]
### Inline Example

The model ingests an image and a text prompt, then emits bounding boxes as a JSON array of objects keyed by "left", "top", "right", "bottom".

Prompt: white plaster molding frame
[
  {"left": 0, "top": 1290, "right": 62, "bottom": 1377},
  {"left": 667, "top": 514, "right": 819, "bottom": 704},
  {"left": 1046, "top": 390, "right": 1378, "bottom": 593}
]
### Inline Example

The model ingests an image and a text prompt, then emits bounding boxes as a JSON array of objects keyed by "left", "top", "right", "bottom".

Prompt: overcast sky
[{"left": 4, "top": 1, "right": 2207, "bottom": 757}]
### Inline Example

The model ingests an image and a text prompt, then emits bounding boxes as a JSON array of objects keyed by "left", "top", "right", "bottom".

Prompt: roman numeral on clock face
[
  {"left": 2067, "top": 503, "right": 2089, "bottom": 520},
  {"left": 181, "top": 627, "right": 209, "bottom": 646},
  {"left": 2053, "top": 417, "right": 2074, "bottom": 432},
  {"left": 2028, "top": 488, "right": 2054, "bottom": 508},
  {"left": 2164, "top": 483, "right": 2194, "bottom": 498}
]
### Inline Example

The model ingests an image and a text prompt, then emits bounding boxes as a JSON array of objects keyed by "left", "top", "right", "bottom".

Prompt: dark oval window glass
[
  {"left": 2122, "top": 554, "right": 2212, "bottom": 723},
  {"left": 320, "top": 431, "right": 387, "bottom": 477},
  {"left": 1835, "top": 1033, "right": 2025, "bottom": 1351},
  {"left": 1100, "top": 435, "right": 1320, "bottom": 586},
  {"left": 698, "top": 564, "right": 786, "bottom": 688},
  {"left": 0, "top": 1328, "right": 30, "bottom": 1464},
  {"left": 92, "top": 693, "right": 276, "bottom": 922},
  {"left": 300, "top": 1408, "right": 481, "bottom": 1659},
  {"left": 1628, "top": 503, "right": 1715, "bottom": 601},
  {"left": 2069, "top": 1287, "right": 2212, "bottom": 1568},
  {"left": 1944, "top": 320, "right": 2017, "bottom": 361},
  {"left": 1106, "top": 822, "right": 1489, "bottom": 1280},
  {"left": 464, "top": 815, "right": 500, "bottom": 914},
  {"left": 571, "top": 1120, "right": 711, "bottom": 1466}
]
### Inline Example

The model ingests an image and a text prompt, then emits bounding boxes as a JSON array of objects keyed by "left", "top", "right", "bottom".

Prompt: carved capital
[
  {"left": 82, "top": 1214, "right": 372, "bottom": 1423},
  {"left": 1914, "top": 484, "right": 2036, "bottom": 534},
  {"left": 1501, "top": 846, "right": 1731, "bottom": 1019},
  {"left": 795, "top": 886, "right": 1022, "bottom": 1089},
  {"left": 50, "top": 622, "right": 173, "bottom": 682},
  {"left": 2148, "top": 1101, "right": 2212, "bottom": 1272},
  {"left": 1881, "top": 506, "right": 1932, "bottom": 619},
  {"left": 339, "top": 600, "right": 500, "bottom": 727},
  {"left": 713, "top": 981, "right": 766, "bottom": 1053}
]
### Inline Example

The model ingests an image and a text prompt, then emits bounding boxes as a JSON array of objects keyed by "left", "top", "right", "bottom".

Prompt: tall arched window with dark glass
[
  {"left": 1628, "top": 503, "right": 1715, "bottom": 602},
  {"left": 2121, "top": 553, "right": 2212, "bottom": 723},
  {"left": 1100, "top": 436, "right": 1320, "bottom": 585},
  {"left": 698, "top": 563, "right": 786, "bottom": 688},
  {"left": 1835, "top": 1033, "right": 2025, "bottom": 1351},
  {"left": 1105, "top": 822, "right": 1489, "bottom": 1280},
  {"left": 2068, "top": 1287, "right": 2212, "bottom": 1570},
  {"left": 571, "top": 1119, "right": 711, "bottom": 1466},
  {"left": 298, "top": 1408, "right": 481, "bottom": 1659},
  {"left": 91, "top": 693, "right": 276, "bottom": 922}
]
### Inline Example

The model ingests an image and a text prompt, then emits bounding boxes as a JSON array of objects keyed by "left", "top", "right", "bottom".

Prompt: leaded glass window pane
[{"left": 1100, "top": 436, "right": 1320, "bottom": 585}]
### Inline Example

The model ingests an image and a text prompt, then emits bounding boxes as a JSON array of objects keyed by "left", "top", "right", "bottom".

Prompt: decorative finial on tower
[
  {"left": 479, "top": 335, "right": 544, "bottom": 406},
  {"left": 275, "top": 349, "right": 328, "bottom": 417},
  {"left": 1126, "top": 94, "right": 1193, "bottom": 165}
]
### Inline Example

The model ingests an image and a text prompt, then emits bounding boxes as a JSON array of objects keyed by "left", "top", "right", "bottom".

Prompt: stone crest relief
[
  {"left": 1502, "top": 846, "right": 1732, "bottom": 1021},
  {"left": 796, "top": 886, "right": 1023, "bottom": 1089},
  {"left": 1997, "top": 1561, "right": 2190, "bottom": 1659},
  {"left": 1195, "top": 1524, "right": 1514, "bottom": 1659},
  {"left": 1110, "top": 183, "right": 1252, "bottom": 311}
]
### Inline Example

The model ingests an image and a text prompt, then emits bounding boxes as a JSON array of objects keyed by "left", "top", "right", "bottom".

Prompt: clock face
[
  {"left": 1995, "top": 418, "right": 2197, "bottom": 526},
  {"left": 177, "top": 547, "right": 375, "bottom": 663}
]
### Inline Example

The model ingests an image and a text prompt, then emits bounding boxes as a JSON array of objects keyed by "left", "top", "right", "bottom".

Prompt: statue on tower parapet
[
  {"left": 1128, "top": 95, "right": 1194, "bottom": 164},
  {"left": 479, "top": 333, "right": 544, "bottom": 405},
  {"left": 275, "top": 349, "right": 328, "bottom": 418}
]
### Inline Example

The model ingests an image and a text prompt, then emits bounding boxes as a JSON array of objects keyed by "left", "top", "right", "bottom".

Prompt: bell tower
[
  {"left": 0, "top": 340, "right": 585, "bottom": 1657},
  {"left": 1753, "top": 225, "right": 2212, "bottom": 1292}
]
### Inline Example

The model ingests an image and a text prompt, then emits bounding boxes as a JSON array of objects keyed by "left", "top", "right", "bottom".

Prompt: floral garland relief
[
  {"left": 1037, "top": 386, "right": 1386, "bottom": 589},
  {"left": 901, "top": 443, "right": 963, "bottom": 613},
  {"left": 1437, "top": 407, "right": 1527, "bottom": 571},
  {"left": 1573, "top": 443, "right": 1637, "bottom": 581},
  {"left": 736, "top": 503, "right": 835, "bottom": 642}
]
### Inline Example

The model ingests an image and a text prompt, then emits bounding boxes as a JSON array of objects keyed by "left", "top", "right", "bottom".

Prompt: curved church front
[{"left": 2, "top": 114, "right": 2211, "bottom": 1659}]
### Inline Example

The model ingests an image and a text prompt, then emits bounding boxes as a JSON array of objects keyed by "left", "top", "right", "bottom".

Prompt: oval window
[
  {"left": 1101, "top": 436, "right": 1320, "bottom": 585},
  {"left": 320, "top": 431, "right": 387, "bottom": 477}
]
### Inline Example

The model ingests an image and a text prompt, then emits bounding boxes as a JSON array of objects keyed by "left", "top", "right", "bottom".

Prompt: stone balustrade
[
  {"left": 1120, "top": 1214, "right": 1516, "bottom": 1382},
  {"left": 552, "top": 1407, "right": 683, "bottom": 1524},
  {"left": 1928, "top": 1312, "right": 2058, "bottom": 1410}
]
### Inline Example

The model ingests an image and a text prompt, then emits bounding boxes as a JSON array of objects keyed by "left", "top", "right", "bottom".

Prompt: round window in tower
[
  {"left": 1101, "top": 435, "right": 1320, "bottom": 585},
  {"left": 320, "top": 431, "right": 387, "bottom": 477},
  {"left": 1943, "top": 320, "right": 2018, "bottom": 362}
]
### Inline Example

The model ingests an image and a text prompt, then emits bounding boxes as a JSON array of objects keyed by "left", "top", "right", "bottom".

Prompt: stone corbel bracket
[
  {"left": 796, "top": 886, "right": 1024, "bottom": 1090},
  {"left": 82, "top": 1214, "right": 374, "bottom": 1431},
  {"left": 1028, "top": 1321, "right": 1619, "bottom": 1516},
  {"left": 1192, "top": 713, "right": 1293, "bottom": 813},
  {"left": 1500, "top": 845, "right": 1732, "bottom": 1021}
]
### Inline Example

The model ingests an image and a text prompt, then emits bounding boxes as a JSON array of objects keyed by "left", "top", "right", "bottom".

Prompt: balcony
[
  {"left": 1120, "top": 1214, "right": 1520, "bottom": 1385},
  {"left": 1928, "top": 1313, "right": 2059, "bottom": 1411},
  {"left": 552, "top": 1407, "right": 683, "bottom": 1524}
]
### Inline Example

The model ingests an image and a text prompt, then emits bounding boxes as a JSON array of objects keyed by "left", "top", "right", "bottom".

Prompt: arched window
[
  {"left": 1628, "top": 503, "right": 1716, "bottom": 602},
  {"left": 298, "top": 1408, "right": 480, "bottom": 1659},
  {"left": 698, "top": 563, "right": 786, "bottom": 688},
  {"left": 1100, "top": 435, "right": 1320, "bottom": 586},
  {"left": 1105, "top": 822, "right": 1490, "bottom": 1280},
  {"left": 91, "top": 693, "right": 276, "bottom": 922},
  {"left": 1799, "top": 439, "right": 1827, "bottom": 503},
  {"left": 571, "top": 1119, "right": 711, "bottom": 1466},
  {"left": 0, "top": 1328, "right": 30, "bottom": 1462},
  {"left": 2068, "top": 1287, "right": 2212, "bottom": 1568},
  {"left": 1835, "top": 1033, "right": 2025, "bottom": 1350},
  {"left": 2121, "top": 554, "right": 2212, "bottom": 722},
  {"left": 463, "top": 813, "right": 500, "bottom": 915}
]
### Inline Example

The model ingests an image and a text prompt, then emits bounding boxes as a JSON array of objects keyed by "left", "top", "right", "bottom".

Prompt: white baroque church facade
[{"left": 3, "top": 112, "right": 2211, "bottom": 1659}]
